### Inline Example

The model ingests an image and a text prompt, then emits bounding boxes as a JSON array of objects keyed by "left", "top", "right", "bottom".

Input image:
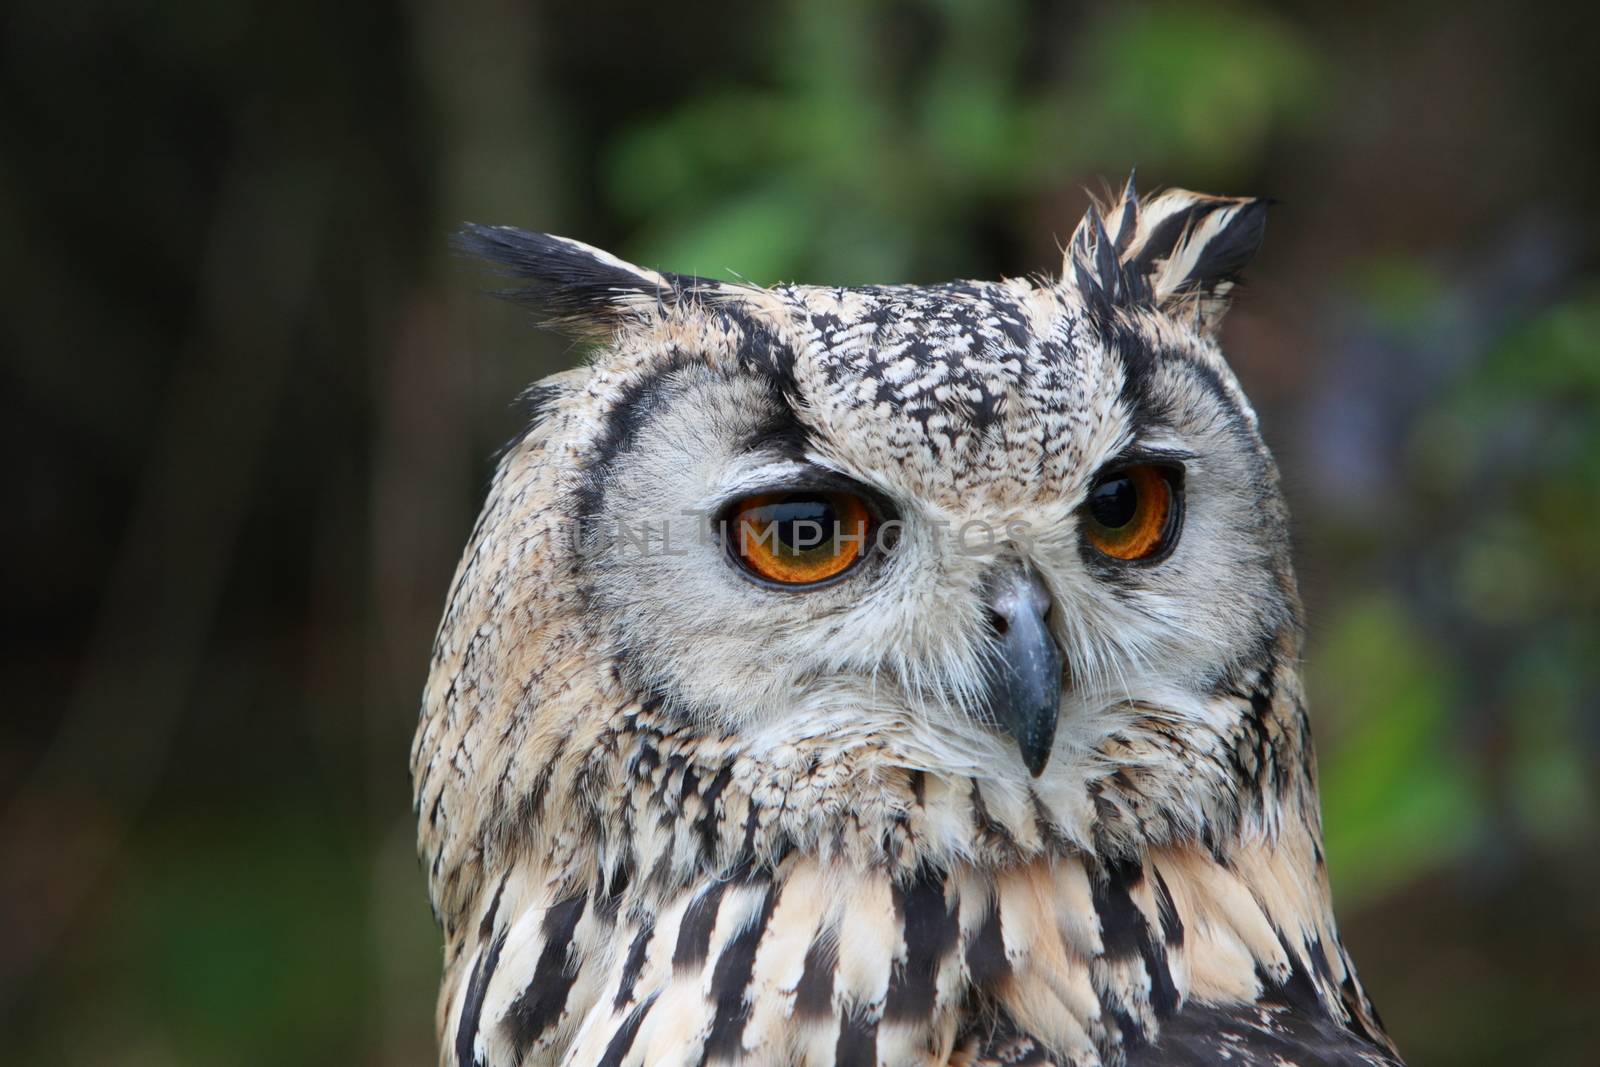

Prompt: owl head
[{"left": 416, "top": 183, "right": 1302, "bottom": 926}]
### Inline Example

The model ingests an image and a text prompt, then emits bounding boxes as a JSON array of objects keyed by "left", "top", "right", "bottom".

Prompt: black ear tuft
[
  {"left": 1129, "top": 197, "right": 1269, "bottom": 297},
  {"left": 1069, "top": 202, "right": 1153, "bottom": 326},
  {"left": 453, "top": 224, "right": 682, "bottom": 329},
  {"left": 1183, "top": 197, "right": 1269, "bottom": 286},
  {"left": 1111, "top": 172, "right": 1140, "bottom": 255},
  {"left": 1065, "top": 186, "right": 1271, "bottom": 334}
]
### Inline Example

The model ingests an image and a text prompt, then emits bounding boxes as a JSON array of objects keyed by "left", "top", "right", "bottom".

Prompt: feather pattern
[
  {"left": 1065, "top": 183, "right": 1270, "bottom": 334},
  {"left": 415, "top": 183, "right": 1399, "bottom": 1066}
]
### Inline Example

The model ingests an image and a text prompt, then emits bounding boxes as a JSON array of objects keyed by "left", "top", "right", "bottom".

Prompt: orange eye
[
  {"left": 1081, "top": 464, "right": 1181, "bottom": 562},
  {"left": 725, "top": 491, "right": 873, "bottom": 587}
]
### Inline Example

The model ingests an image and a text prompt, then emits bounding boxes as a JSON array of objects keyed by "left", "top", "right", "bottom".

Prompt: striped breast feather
[
  {"left": 442, "top": 832, "right": 1397, "bottom": 1067},
  {"left": 559, "top": 858, "right": 967, "bottom": 1067}
]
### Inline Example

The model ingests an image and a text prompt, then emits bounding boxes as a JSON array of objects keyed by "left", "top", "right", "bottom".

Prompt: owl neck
[
  {"left": 419, "top": 617, "right": 1322, "bottom": 943},
  {"left": 582, "top": 642, "right": 1322, "bottom": 895},
  {"left": 437, "top": 672, "right": 1389, "bottom": 1066},
  {"left": 424, "top": 640, "right": 1392, "bottom": 1063}
]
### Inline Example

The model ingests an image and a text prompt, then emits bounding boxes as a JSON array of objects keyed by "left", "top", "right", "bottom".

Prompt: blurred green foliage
[
  {"left": 1315, "top": 286, "right": 1600, "bottom": 901},
  {"left": 1314, "top": 594, "right": 1480, "bottom": 901},
  {"left": 607, "top": 1, "right": 1316, "bottom": 283}
]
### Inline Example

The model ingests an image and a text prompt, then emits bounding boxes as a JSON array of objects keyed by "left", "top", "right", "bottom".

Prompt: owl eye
[
  {"left": 1081, "top": 463, "right": 1182, "bottom": 562},
  {"left": 723, "top": 490, "right": 873, "bottom": 587}
]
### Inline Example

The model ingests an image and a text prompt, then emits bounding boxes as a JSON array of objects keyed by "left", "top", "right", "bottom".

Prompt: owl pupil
[
  {"left": 769, "top": 497, "right": 836, "bottom": 554},
  {"left": 1088, "top": 476, "right": 1138, "bottom": 529}
]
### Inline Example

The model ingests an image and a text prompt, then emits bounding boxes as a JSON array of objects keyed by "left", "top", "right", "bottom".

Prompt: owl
[{"left": 411, "top": 181, "right": 1403, "bottom": 1067}]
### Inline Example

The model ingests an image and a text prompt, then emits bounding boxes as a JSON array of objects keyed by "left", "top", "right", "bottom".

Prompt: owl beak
[{"left": 981, "top": 563, "right": 1065, "bottom": 777}]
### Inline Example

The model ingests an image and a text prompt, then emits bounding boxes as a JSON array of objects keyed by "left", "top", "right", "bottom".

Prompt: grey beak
[{"left": 981, "top": 563, "right": 1065, "bottom": 777}]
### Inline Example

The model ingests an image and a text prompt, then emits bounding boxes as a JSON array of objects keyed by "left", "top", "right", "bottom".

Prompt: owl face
[
  {"left": 416, "top": 188, "right": 1401, "bottom": 1067},
  {"left": 466, "top": 187, "right": 1296, "bottom": 804}
]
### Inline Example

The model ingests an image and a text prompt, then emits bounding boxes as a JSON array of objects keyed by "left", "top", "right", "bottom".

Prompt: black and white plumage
[{"left": 410, "top": 183, "right": 1403, "bottom": 1067}]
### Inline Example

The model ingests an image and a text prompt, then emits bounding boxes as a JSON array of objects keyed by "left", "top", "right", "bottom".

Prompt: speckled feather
[{"left": 413, "top": 186, "right": 1401, "bottom": 1067}]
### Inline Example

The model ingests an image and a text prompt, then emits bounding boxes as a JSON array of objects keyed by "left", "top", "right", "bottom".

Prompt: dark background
[{"left": 4, "top": 1, "right": 1597, "bottom": 1063}]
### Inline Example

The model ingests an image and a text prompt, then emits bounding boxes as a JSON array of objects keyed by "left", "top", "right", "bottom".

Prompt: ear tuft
[
  {"left": 453, "top": 225, "right": 683, "bottom": 332},
  {"left": 1064, "top": 184, "right": 1270, "bottom": 333}
]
